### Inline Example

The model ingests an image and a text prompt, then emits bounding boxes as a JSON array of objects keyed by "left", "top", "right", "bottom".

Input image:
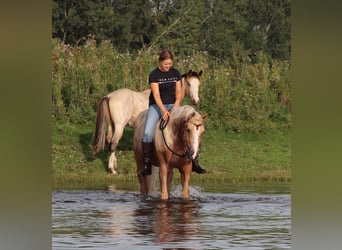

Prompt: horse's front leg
[
  {"left": 138, "top": 176, "right": 148, "bottom": 198},
  {"left": 159, "top": 162, "right": 169, "bottom": 200},
  {"left": 180, "top": 163, "right": 192, "bottom": 199},
  {"left": 167, "top": 168, "right": 173, "bottom": 197}
]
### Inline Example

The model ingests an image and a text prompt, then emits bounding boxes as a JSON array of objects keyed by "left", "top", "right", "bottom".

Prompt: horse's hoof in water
[
  {"left": 160, "top": 193, "right": 169, "bottom": 200},
  {"left": 183, "top": 194, "right": 190, "bottom": 200}
]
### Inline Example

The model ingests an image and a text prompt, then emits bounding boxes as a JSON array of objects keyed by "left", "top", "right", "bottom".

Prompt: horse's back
[
  {"left": 107, "top": 88, "right": 150, "bottom": 127},
  {"left": 131, "top": 89, "right": 150, "bottom": 125}
]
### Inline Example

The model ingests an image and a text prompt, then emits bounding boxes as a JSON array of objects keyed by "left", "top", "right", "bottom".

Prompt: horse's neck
[
  {"left": 169, "top": 110, "right": 189, "bottom": 145},
  {"left": 166, "top": 122, "right": 185, "bottom": 150}
]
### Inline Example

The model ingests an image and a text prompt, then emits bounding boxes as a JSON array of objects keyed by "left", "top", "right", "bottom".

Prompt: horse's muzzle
[
  {"left": 185, "top": 146, "right": 199, "bottom": 161},
  {"left": 185, "top": 146, "right": 193, "bottom": 161},
  {"left": 192, "top": 99, "right": 200, "bottom": 106}
]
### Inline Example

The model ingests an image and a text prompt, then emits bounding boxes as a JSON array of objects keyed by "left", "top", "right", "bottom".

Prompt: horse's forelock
[
  {"left": 188, "top": 113, "right": 204, "bottom": 127},
  {"left": 181, "top": 70, "right": 202, "bottom": 79},
  {"left": 189, "top": 71, "right": 201, "bottom": 79}
]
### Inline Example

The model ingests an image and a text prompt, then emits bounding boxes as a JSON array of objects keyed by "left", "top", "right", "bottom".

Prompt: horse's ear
[
  {"left": 198, "top": 70, "right": 203, "bottom": 76},
  {"left": 187, "top": 69, "right": 192, "bottom": 76},
  {"left": 202, "top": 113, "right": 209, "bottom": 120}
]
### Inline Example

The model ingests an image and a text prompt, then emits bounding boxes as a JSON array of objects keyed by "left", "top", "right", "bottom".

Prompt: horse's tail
[{"left": 92, "top": 96, "right": 112, "bottom": 153}]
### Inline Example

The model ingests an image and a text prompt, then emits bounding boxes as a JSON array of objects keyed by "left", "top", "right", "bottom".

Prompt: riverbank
[{"left": 52, "top": 123, "right": 291, "bottom": 190}]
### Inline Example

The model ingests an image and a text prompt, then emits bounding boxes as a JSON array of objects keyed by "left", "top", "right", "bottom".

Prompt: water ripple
[{"left": 53, "top": 188, "right": 291, "bottom": 249}]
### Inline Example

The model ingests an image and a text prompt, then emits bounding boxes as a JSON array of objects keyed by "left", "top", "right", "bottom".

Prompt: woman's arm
[
  {"left": 151, "top": 82, "right": 170, "bottom": 120},
  {"left": 172, "top": 80, "right": 182, "bottom": 110}
]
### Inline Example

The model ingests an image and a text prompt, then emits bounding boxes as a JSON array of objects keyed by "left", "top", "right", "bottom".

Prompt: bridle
[{"left": 159, "top": 117, "right": 193, "bottom": 160}]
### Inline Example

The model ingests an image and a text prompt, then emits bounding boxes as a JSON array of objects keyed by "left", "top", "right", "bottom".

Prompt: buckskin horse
[
  {"left": 92, "top": 70, "right": 203, "bottom": 174},
  {"left": 133, "top": 105, "right": 208, "bottom": 200}
]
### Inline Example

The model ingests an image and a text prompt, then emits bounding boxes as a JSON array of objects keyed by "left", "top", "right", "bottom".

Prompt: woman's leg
[
  {"left": 142, "top": 104, "right": 162, "bottom": 143},
  {"left": 139, "top": 104, "right": 174, "bottom": 176},
  {"left": 139, "top": 105, "right": 161, "bottom": 176}
]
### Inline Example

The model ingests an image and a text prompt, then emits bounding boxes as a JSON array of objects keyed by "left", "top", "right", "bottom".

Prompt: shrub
[{"left": 52, "top": 38, "right": 291, "bottom": 133}]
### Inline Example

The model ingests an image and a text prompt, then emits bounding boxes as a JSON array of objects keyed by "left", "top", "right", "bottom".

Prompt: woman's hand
[
  {"left": 162, "top": 109, "right": 170, "bottom": 121},
  {"left": 170, "top": 102, "right": 179, "bottom": 113}
]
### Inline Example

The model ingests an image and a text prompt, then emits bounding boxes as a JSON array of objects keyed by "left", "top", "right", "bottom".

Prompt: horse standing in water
[
  {"left": 92, "top": 70, "right": 203, "bottom": 174},
  {"left": 133, "top": 105, "right": 208, "bottom": 200}
]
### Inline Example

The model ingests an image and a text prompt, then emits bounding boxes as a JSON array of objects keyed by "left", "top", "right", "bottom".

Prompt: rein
[{"left": 159, "top": 117, "right": 191, "bottom": 159}]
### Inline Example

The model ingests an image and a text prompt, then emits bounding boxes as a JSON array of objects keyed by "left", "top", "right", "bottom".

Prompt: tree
[
  {"left": 147, "top": 0, "right": 208, "bottom": 56},
  {"left": 52, "top": 0, "right": 291, "bottom": 60},
  {"left": 199, "top": 0, "right": 249, "bottom": 60},
  {"left": 111, "top": 0, "right": 154, "bottom": 51},
  {"left": 52, "top": 0, "right": 116, "bottom": 44},
  {"left": 243, "top": 0, "right": 291, "bottom": 59}
]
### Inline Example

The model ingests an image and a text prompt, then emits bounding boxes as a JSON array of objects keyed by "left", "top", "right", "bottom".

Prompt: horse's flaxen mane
[{"left": 154, "top": 105, "right": 201, "bottom": 152}]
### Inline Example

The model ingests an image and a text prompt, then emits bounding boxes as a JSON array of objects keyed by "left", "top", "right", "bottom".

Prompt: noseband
[{"left": 159, "top": 117, "right": 192, "bottom": 160}]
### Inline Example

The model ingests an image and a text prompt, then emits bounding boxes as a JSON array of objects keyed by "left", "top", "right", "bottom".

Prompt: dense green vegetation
[
  {"left": 52, "top": 38, "right": 291, "bottom": 134},
  {"left": 52, "top": 0, "right": 290, "bottom": 61}
]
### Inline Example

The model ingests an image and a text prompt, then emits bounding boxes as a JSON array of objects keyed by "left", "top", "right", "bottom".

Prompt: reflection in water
[
  {"left": 133, "top": 200, "right": 201, "bottom": 244},
  {"left": 52, "top": 188, "right": 291, "bottom": 249}
]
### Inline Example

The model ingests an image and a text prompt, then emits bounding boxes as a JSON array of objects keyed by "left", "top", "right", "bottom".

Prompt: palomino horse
[
  {"left": 133, "top": 105, "right": 208, "bottom": 200},
  {"left": 92, "top": 70, "right": 203, "bottom": 174}
]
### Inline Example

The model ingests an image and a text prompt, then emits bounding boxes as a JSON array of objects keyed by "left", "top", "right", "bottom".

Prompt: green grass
[
  {"left": 52, "top": 122, "right": 291, "bottom": 190},
  {"left": 194, "top": 126, "right": 291, "bottom": 185}
]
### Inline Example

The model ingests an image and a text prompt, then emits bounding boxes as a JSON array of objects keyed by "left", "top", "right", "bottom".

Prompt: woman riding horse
[{"left": 137, "top": 49, "right": 206, "bottom": 177}]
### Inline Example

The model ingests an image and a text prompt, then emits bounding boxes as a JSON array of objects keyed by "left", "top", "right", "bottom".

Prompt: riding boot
[
  {"left": 137, "top": 142, "right": 153, "bottom": 176},
  {"left": 192, "top": 157, "right": 207, "bottom": 174}
]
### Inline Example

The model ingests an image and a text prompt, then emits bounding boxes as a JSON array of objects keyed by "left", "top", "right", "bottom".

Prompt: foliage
[
  {"left": 52, "top": 0, "right": 291, "bottom": 60},
  {"left": 52, "top": 38, "right": 291, "bottom": 133},
  {"left": 243, "top": 0, "right": 291, "bottom": 60}
]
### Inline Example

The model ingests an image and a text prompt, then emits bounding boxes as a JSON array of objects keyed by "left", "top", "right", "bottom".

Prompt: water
[{"left": 52, "top": 186, "right": 291, "bottom": 249}]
